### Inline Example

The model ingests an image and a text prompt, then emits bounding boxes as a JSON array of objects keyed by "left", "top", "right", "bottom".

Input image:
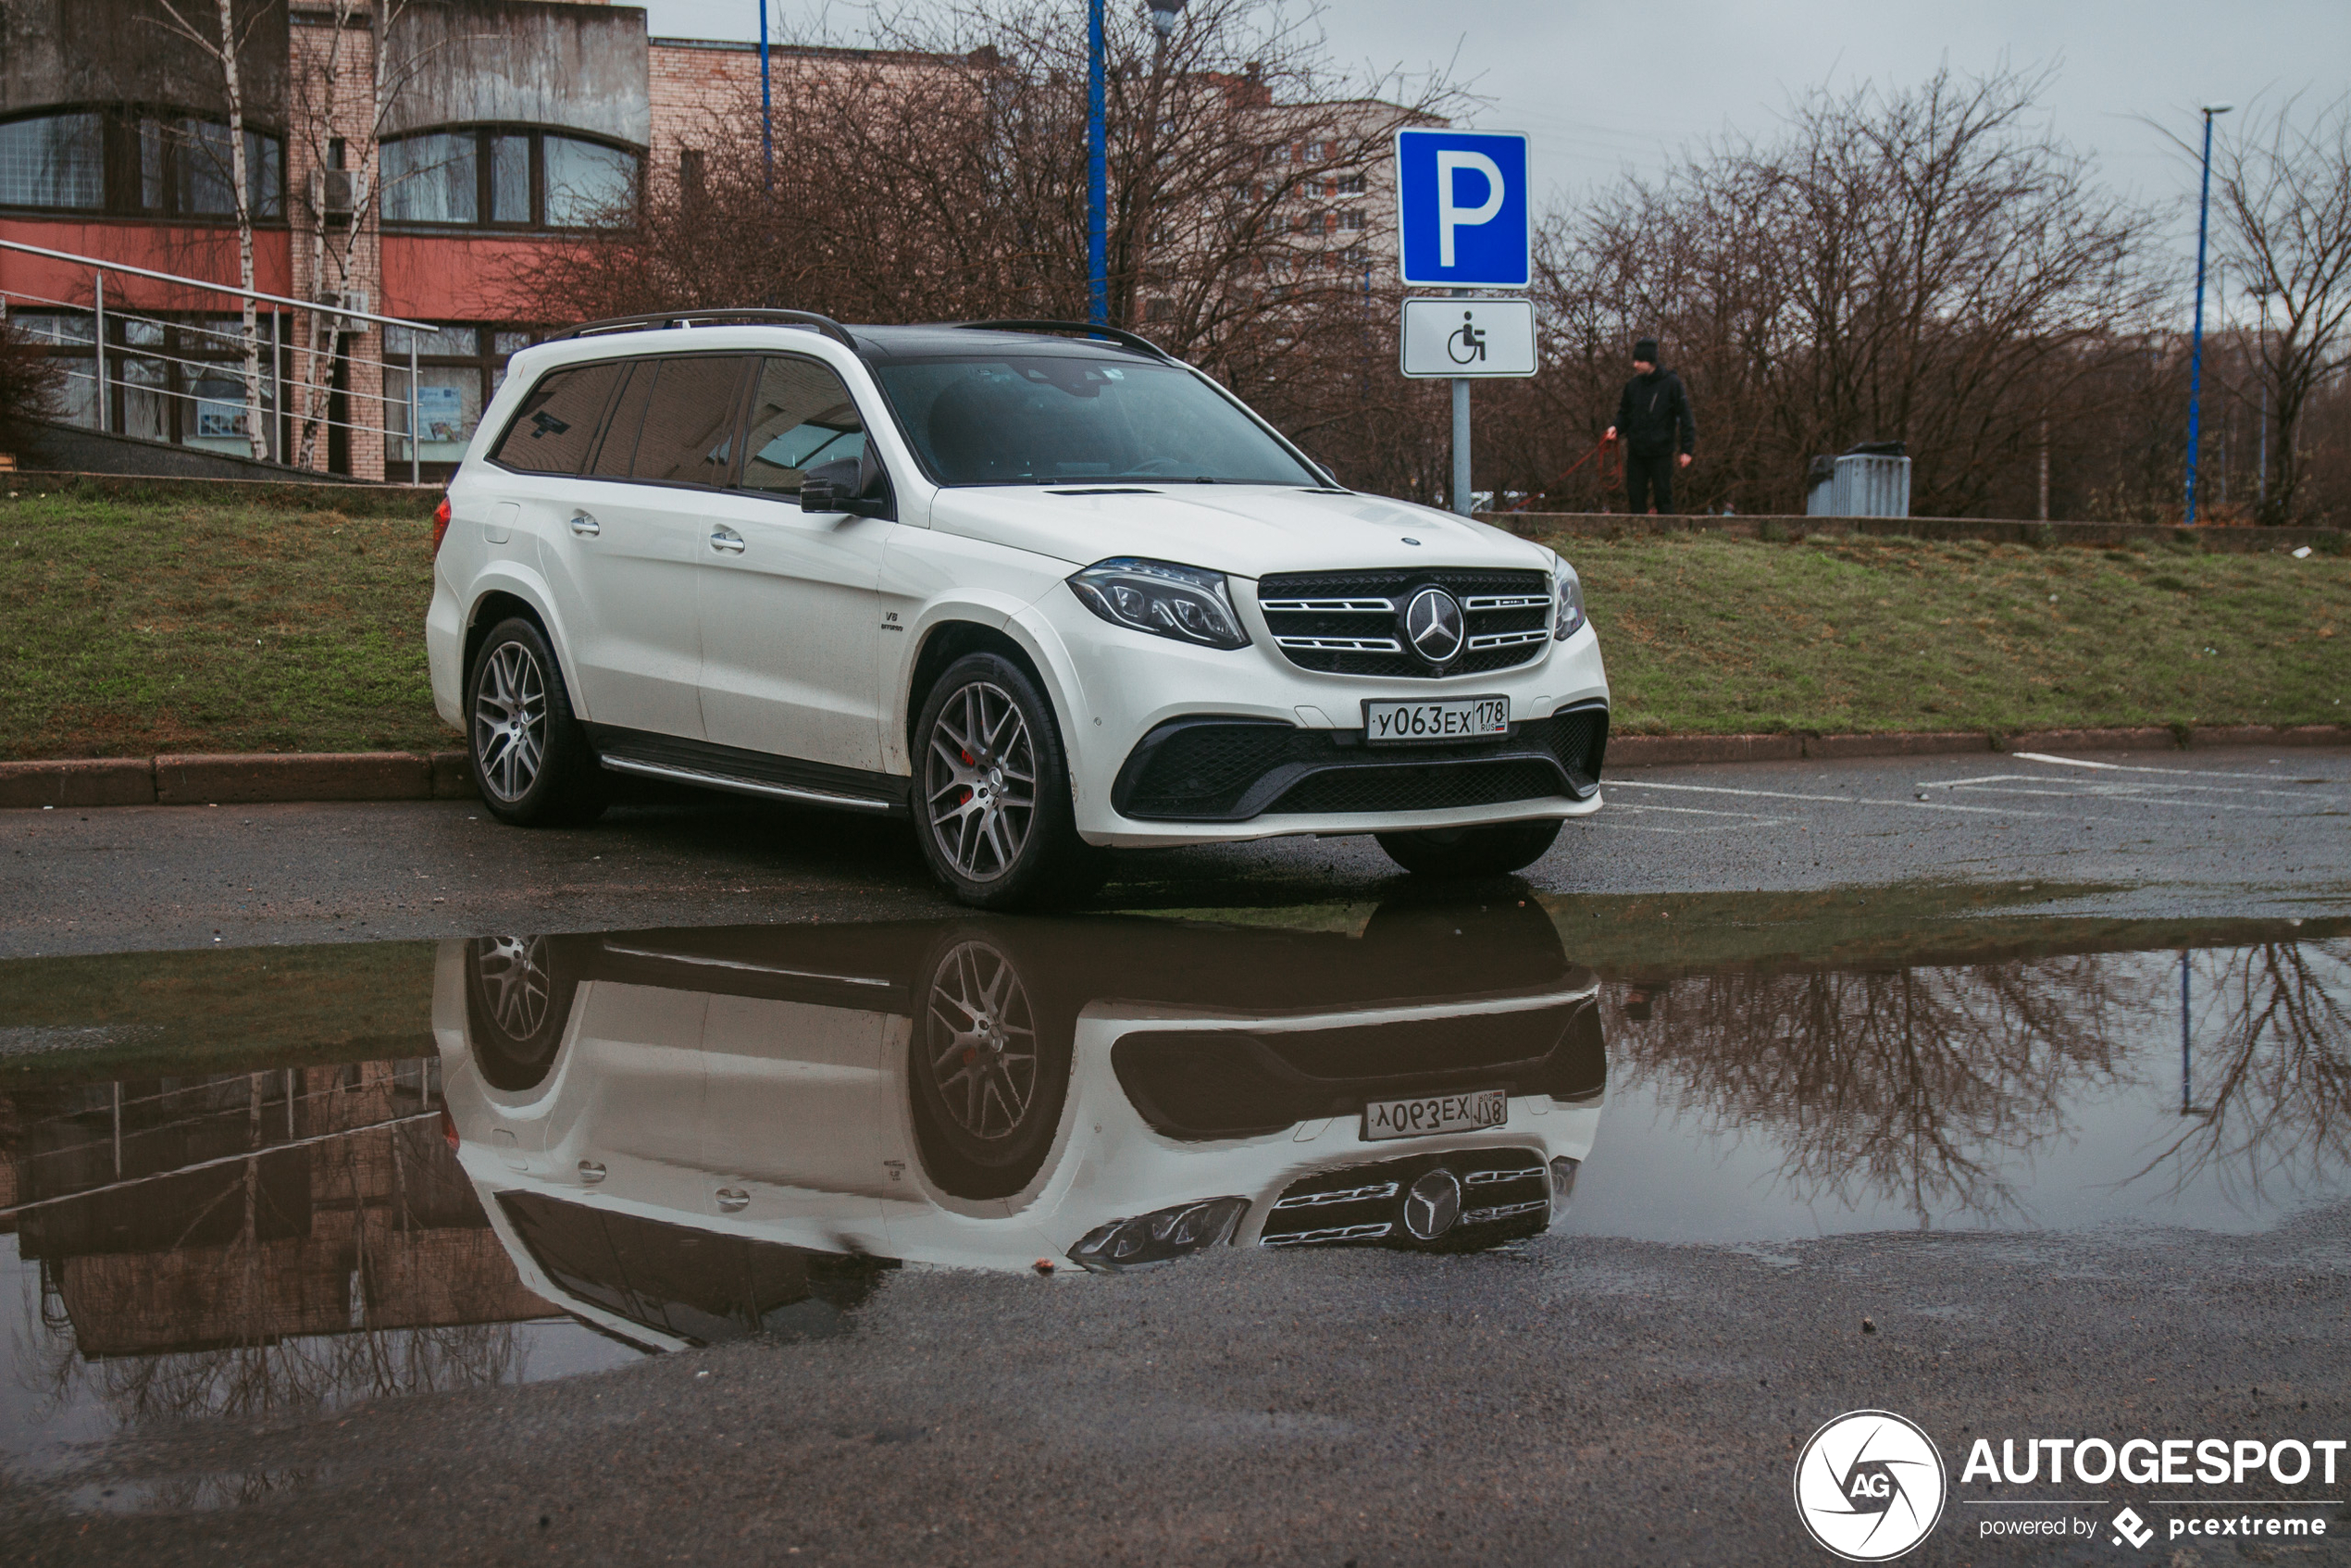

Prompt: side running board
[{"left": 598, "top": 755, "right": 898, "bottom": 815}]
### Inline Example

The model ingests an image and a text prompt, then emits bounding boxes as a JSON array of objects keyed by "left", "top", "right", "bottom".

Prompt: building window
[
  {"left": 380, "top": 128, "right": 641, "bottom": 230},
  {"left": 679, "top": 146, "right": 706, "bottom": 202},
  {"left": 0, "top": 107, "right": 282, "bottom": 218},
  {"left": 0, "top": 113, "right": 100, "bottom": 208},
  {"left": 1337, "top": 174, "right": 1366, "bottom": 195},
  {"left": 384, "top": 324, "right": 543, "bottom": 476},
  {"left": 1341, "top": 209, "right": 1365, "bottom": 230},
  {"left": 18, "top": 309, "right": 294, "bottom": 451}
]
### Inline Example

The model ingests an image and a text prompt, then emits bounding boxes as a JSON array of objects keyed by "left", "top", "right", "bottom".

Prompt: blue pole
[
  {"left": 759, "top": 2, "right": 773, "bottom": 187},
  {"left": 2186, "top": 109, "right": 2216, "bottom": 524},
  {"left": 1087, "top": 0, "right": 1107, "bottom": 325}
]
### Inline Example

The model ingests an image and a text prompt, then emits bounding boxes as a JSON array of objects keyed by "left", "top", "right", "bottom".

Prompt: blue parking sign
[{"left": 1393, "top": 129, "right": 1530, "bottom": 289}]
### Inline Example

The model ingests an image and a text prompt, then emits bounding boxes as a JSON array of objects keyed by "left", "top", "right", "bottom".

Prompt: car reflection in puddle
[
  {"left": 5, "top": 894, "right": 2346, "bottom": 1499},
  {"left": 444, "top": 896, "right": 1604, "bottom": 1350}
]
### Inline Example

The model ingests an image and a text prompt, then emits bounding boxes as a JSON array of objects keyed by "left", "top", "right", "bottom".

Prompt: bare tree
[
  {"left": 2210, "top": 94, "right": 2351, "bottom": 525},
  {"left": 1511, "top": 63, "right": 2169, "bottom": 517},
  {"left": 281, "top": 0, "right": 441, "bottom": 471},
  {"left": 144, "top": 0, "right": 276, "bottom": 461}
]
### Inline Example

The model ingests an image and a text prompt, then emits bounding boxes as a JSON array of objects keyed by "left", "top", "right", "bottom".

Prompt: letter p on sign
[
  {"left": 1395, "top": 129, "right": 1530, "bottom": 288},
  {"left": 1435, "top": 150, "right": 1505, "bottom": 266}
]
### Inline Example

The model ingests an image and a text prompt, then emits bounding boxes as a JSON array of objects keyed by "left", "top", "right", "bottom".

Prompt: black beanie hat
[{"left": 1634, "top": 337, "right": 1659, "bottom": 363}]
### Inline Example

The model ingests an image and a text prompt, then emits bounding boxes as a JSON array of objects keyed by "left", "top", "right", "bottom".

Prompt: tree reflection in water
[
  {"left": 2136, "top": 941, "right": 2351, "bottom": 1209},
  {"left": 1609, "top": 942, "right": 2351, "bottom": 1227}
]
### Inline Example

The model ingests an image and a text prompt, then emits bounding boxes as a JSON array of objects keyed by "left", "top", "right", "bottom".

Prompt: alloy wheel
[
  {"left": 923, "top": 940, "right": 1039, "bottom": 1143},
  {"left": 475, "top": 935, "right": 552, "bottom": 1040},
  {"left": 474, "top": 641, "right": 548, "bottom": 802},
  {"left": 923, "top": 680, "right": 1038, "bottom": 882}
]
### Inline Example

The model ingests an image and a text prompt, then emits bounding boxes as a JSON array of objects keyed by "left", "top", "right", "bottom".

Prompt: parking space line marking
[
  {"left": 1918, "top": 772, "right": 2342, "bottom": 806},
  {"left": 1923, "top": 782, "right": 2318, "bottom": 813},
  {"left": 2012, "top": 752, "right": 2328, "bottom": 783},
  {"left": 1609, "top": 803, "right": 1792, "bottom": 820},
  {"left": 1608, "top": 779, "right": 2063, "bottom": 818}
]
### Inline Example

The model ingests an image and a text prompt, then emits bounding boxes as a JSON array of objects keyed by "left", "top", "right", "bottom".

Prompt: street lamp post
[
  {"left": 1087, "top": 1, "right": 1185, "bottom": 327},
  {"left": 758, "top": 0, "right": 773, "bottom": 187},
  {"left": 1087, "top": 0, "right": 1107, "bottom": 324},
  {"left": 2185, "top": 101, "right": 2233, "bottom": 524}
]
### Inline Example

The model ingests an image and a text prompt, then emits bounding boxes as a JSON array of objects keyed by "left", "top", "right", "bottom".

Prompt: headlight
[
  {"left": 1068, "top": 558, "right": 1250, "bottom": 650},
  {"left": 1066, "top": 1196, "right": 1249, "bottom": 1272},
  {"left": 1553, "top": 566, "right": 1586, "bottom": 641}
]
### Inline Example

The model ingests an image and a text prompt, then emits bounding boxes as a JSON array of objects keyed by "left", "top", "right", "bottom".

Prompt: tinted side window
[
  {"left": 490, "top": 361, "right": 624, "bottom": 474},
  {"left": 629, "top": 355, "right": 751, "bottom": 486},
  {"left": 588, "top": 359, "right": 656, "bottom": 479},
  {"left": 740, "top": 356, "right": 866, "bottom": 496}
]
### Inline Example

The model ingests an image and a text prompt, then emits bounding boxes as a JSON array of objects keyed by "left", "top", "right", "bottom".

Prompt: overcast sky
[{"left": 641, "top": 0, "right": 2350, "bottom": 305}]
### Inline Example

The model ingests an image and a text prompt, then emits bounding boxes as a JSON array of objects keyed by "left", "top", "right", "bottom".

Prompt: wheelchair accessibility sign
[{"left": 1400, "top": 296, "right": 1536, "bottom": 378}]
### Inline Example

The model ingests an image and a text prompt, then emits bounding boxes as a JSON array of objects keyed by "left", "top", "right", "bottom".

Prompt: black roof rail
[
  {"left": 955, "top": 319, "right": 1176, "bottom": 362},
  {"left": 545, "top": 308, "right": 859, "bottom": 353}
]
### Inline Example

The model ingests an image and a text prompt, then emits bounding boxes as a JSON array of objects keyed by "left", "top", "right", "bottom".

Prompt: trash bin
[{"left": 1805, "top": 442, "right": 1910, "bottom": 518}]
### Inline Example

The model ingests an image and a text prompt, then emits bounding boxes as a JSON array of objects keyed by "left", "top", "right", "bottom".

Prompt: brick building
[{"left": 0, "top": 0, "right": 1412, "bottom": 481}]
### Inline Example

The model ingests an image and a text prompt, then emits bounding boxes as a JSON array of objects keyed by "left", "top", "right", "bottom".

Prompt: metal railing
[{"left": 0, "top": 236, "right": 437, "bottom": 482}]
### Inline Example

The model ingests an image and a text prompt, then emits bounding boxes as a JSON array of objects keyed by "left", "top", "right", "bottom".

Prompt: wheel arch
[
  {"left": 463, "top": 583, "right": 562, "bottom": 695},
  {"left": 902, "top": 617, "right": 1075, "bottom": 762}
]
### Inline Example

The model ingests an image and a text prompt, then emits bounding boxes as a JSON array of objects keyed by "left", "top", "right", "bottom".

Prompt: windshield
[{"left": 872, "top": 354, "right": 1322, "bottom": 487}]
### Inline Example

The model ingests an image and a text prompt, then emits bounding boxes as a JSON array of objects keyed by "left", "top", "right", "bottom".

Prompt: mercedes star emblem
[
  {"left": 1403, "top": 1169, "right": 1463, "bottom": 1239},
  {"left": 1403, "top": 586, "right": 1465, "bottom": 664}
]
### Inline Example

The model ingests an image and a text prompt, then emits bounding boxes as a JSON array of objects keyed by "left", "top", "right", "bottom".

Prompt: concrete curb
[
  {"left": 4, "top": 726, "right": 2347, "bottom": 808},
  {"left": 1, "top": 752, "right": 474, "bottom": 809},
  {"left": 1608, "top": 723, "right": 2351, "bottom": 766}
]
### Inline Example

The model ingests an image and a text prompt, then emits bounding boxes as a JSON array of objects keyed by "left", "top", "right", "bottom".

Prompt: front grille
[
  {"left": 1257, "top": 1148, "right": 1554, "bottom": 1252},
  {"left": 1257, "top": 567, "right": 1552, "bottom": 678},
  {"left": 1113, "top": 703, "right": 1608, "bottom": 822}
]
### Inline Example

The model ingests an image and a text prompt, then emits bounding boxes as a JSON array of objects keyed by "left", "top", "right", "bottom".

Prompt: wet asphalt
[
  {"left": 5, "top": 745, "right": 2350, "bottom": 1565},
  {"left": 6, "top": 746, "right": 2348, "bottom": 959}
]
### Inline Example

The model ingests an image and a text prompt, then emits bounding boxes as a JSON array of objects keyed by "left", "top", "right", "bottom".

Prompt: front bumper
[{"left": 1025, "top": 583, "right": 1611, "bottom": 848}]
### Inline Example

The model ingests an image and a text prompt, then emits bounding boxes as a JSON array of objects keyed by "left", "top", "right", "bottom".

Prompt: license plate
[
  {"left": 1362, "top": 1088, "right": 1507, "bottom": 1141},
  {"left": 1362, "top": 696, "right": 1508, "bottom": 744}
]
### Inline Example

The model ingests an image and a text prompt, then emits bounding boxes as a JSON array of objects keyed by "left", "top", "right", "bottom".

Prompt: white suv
[{"left": 426, "top": 311, "right": 1609, "bottom": 907}]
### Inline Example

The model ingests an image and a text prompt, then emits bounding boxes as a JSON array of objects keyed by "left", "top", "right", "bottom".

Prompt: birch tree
[{"left": 147, "top": 0, "right": 273, "bottom": 461}]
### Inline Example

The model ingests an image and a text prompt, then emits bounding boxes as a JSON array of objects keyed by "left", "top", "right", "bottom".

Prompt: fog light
[
  {"left": 1067, "top": 1196, "right": 1249, "bottom": 1272},
  {"left": 1549, "top": 1156, "right": 1581, "bottom": 1217}
]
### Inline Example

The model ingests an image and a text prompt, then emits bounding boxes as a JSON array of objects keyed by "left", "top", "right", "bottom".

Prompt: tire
[
  {"left": 467, "top": 616, "right": 605, "bottom": 827},
  {"left": 464, "top": 934, "right": 580, "bottom": 1092},
  {"left": 911, "top": 652, "right": 1102, "bottom": 909},
  {"left": 905, "top": 927, "right": 1075, "bottom": 1201},
  {"left": 1375, "top": 817, "right": 1562, "bottom": 878}
]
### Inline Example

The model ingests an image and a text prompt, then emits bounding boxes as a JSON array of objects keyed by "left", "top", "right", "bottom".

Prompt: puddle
[{"left": 3, "top": 890, "right": 2345, "bottom": 1495}]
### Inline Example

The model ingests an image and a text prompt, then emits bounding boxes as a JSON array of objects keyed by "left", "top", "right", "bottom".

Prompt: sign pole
[
  {"left": 1451, "top": 377, "right": 1471, "bottom": 516},
  {"left": 1394, "top": 131, "right": 1532, "bottom": 516}
]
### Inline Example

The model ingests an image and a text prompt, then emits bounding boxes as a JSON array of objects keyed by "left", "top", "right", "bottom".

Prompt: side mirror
[{"left": 800, "top": 454, "right": 890, "bottom": 518}]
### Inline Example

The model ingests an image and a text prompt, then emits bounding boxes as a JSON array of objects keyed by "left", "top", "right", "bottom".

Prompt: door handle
[
  {"left": 710, "top": 527, "right": 746, "bottom": 554},
  {"left": 569, "top": 512, "right": 600, "bottom": 537}
]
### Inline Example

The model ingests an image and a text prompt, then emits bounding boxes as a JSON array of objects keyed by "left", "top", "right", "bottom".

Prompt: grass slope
[
  {"left": 1558, "top": 531, "right": 2347, "bottom": 736},
  {"left": 1, "top": 491, "right": 2343, "bottom": 759},
  {"left": 4, "top": 491, "right": 445, "bottom": 758}
]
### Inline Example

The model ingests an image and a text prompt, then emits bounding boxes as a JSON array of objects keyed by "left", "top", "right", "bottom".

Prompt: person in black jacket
[{"left": 1605, "top": 338, "right": 1696, "bottom": 514}]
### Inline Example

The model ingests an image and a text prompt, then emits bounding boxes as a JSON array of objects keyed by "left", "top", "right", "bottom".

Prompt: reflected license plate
[
  {"left": 1362, "top": 695, "right": 1508, "bottom": 744},
  {"left": 1361, "top": 1088, "right": 1507, "bottom": 1141}
]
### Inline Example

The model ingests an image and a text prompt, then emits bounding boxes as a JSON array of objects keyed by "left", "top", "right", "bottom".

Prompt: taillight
[
  {"left": 431, "top": 495, "right": 453, "bottom": 554},
  {"left": 441, "top": 1107, "right": 460, "bottom": 1151}
]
